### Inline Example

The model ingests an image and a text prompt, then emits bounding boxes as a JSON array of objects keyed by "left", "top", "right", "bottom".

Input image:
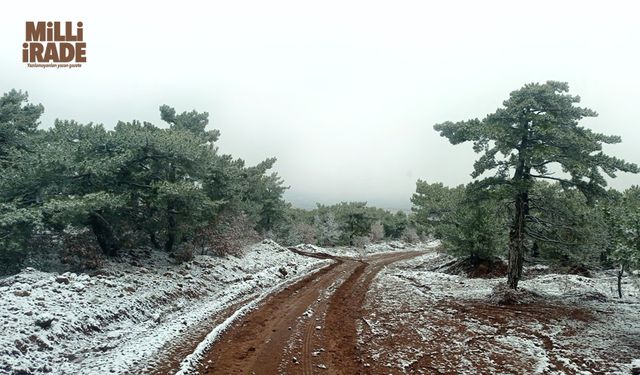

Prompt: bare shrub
[
  {"left": 192, "top": 211, "right": 259, "bottom": 257},
  {"left": 314, "top": 212, "right": 341, "bottom": 246},
  {"left": 119, "top": 226, "right": 153, "bottom": 249},
  {"left": 369, "top": 221, "right": 385, "bottom": 243},
  {"left": 401, "top": 227, "right": 420, "bottom": 244},
  {"left": 286, "top": 222, "right": 317, "bottom": 245},
  {"left": 60, "top": 230, "right": 104, "bottom": 271},
  {"left": 174, "top": 243, "right": 194, "bottom": 263},
  {"left": 352, "top": 235, "right": 370, "bottom": 248}
]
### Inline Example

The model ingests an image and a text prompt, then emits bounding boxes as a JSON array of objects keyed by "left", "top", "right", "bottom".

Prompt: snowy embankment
[
  {"left": 361, "top": 251, "right": 640, "bottom": 374},
  {"left": 0, "top": 239, "right": 331, "bottom": 375}
]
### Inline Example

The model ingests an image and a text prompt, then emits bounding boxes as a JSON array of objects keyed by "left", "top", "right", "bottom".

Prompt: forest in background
[{"left": 1, "top": 82, "right": 638, "bottom": 291}]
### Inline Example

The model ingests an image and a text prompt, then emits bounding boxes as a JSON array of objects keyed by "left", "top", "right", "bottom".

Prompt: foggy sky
[{"left": 2, "top": 1, "right": 639, "bottom": 210}]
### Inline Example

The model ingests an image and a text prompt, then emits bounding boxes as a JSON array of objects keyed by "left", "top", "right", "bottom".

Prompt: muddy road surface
[{"left": 194, "top": 250, "right": 423, "bottom": 375}]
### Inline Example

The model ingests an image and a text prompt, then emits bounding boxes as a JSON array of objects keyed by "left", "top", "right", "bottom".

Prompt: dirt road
[{"left": 194, "top": 250, "right": 423, "bottom": 375}]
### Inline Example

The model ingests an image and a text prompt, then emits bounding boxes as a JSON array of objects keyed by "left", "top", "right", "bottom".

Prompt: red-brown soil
[
  {"left": 194, "top": 251, "right": 423, "bottom": 374},
  {"left": 150, "top": 250, "right": 639, "bottom": 374}
]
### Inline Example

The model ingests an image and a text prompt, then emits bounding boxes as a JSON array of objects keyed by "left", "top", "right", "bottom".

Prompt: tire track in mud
[
  {"left": 183, "top": 250, "right": 424, "bottom": 375},
  {"left": 145, "top": 296, "right": 257, "bottom": 375},
  {"left": 323, "top": 252, "right": 424, "bottom": 375},
  {"left": 302, "top": 321, "right": 314, "bottom": 375}
]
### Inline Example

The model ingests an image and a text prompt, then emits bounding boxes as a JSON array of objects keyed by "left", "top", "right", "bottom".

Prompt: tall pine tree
[{"left": 434, "top": 81, "right": 638, "bottom": 289}]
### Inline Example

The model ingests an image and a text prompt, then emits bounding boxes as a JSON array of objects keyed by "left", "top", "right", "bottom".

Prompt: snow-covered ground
[
  {"left": 5, "top": 240, "right": 638, "bottom": 375},
  {"left": 361, "top": 251, "right": 640, "bottom": 374},
  {"left": 0, "top": 239, "right": 331, "bottom": 375},
  {"left": 293, "top": 240, "right": 435, "bottom": 258}
]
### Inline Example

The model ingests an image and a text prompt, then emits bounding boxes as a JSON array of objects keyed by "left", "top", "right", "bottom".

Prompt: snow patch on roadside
[
  {"left": 0, "top": 240, "right": 330, "bottom": 375},
  {"left": 360, "top": 250, "right": 640, "bottom": 374}
]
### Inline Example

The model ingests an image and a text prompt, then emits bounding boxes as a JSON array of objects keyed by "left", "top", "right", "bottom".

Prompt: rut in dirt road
[{"left": 195, "top": 250, "right": 423, "bottom": 375}]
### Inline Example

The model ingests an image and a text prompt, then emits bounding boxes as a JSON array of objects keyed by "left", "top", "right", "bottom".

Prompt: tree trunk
[
  {"left": 617, "top": 264, "right": 624, "bottom": 299},
  {"left": 164, "top": 165, "right": 178, "bottom": 253},
  {"left": 507, "top": 128, "right": 531, "bottom": 289},
  {"left": 148, "top": 230, "right": 161, "bottom": 249},
  {"left": 531, "top": 241, "right": 539, "bottom": 258},
  {"left": 507, "top": 191, "right": 528, "bottom": 289},
  {"left": 88, "top": 212, "right": 120, "bottom": 257},
  {"left": 165, "top": 202, "right": 177, "bottom": 252}
]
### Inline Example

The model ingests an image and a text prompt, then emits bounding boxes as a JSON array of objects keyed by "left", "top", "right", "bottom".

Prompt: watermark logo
[{"left": 23, "top": 21, "right": 86, "bottom": 69}]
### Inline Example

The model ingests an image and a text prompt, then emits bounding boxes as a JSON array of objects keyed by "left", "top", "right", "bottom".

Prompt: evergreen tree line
[
  {"left": 275, "top": 202, "right": 420, "bottom": 248},
  {"left": 0, "top": 89, "right": 292, "bottom": 273},
  {"left": 411, "top": 180, "right": 640, "bottom": 272},
  {"left": 0, "top": 90, "right": 417, "bottom": 275}
]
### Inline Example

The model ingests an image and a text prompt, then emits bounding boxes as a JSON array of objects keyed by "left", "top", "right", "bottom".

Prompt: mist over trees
[{"left": 1, "top": 82, "right": 638, "bottom": 287}]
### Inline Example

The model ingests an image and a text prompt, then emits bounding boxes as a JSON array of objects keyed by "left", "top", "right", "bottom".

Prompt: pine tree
[{"left": 434, "top": 81, "right": 638, "bottom": 289}]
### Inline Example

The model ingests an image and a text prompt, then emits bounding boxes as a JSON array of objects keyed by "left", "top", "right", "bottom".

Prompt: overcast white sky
[{"left": 2, "top": 0, "right": 639, "bottom": 210}]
